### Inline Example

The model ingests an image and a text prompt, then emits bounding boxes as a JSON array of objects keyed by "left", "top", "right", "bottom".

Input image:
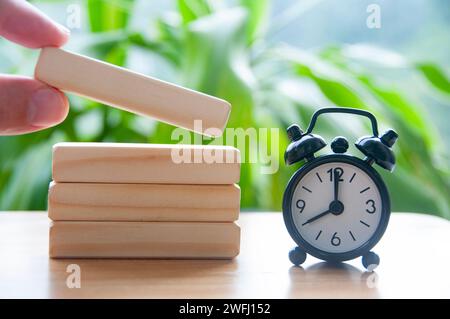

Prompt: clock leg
[
  {"left": 289, "top": 246, "right": 307, "bottom": 266},
  {"left": 362, "top": 251, "right": 380, "bottom": 270}
]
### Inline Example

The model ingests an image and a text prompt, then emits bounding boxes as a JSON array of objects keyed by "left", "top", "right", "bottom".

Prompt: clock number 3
[
  {"left": 296, "top": 199, "right": 306, "bottom": 213},
  {"left": 366, "top": 199, "right": 376, "bottom": 214},
  {"left": 331, "top": 232, "right": 341, "bottom": 246}
]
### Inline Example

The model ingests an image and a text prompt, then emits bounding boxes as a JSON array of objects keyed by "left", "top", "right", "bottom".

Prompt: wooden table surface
[{"left": 0, "top": 212, "right": 449, "bottom": 298}]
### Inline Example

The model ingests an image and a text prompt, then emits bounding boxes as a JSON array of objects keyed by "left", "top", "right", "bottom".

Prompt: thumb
[{"left": 0, "top": 75, "right": 69, "bottom": 135}]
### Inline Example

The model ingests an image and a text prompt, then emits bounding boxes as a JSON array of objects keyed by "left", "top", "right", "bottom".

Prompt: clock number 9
[
  {"left": 331, "top": 232, "right": 341, "bottom": 246},
  {"left": 296, "top": 199, "right": 306, "bottom": 213},
  {"left": 366, "top": 199, "right": 376, "bottom": 214}
]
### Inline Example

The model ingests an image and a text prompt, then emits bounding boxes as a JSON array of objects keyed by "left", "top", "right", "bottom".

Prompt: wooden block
[
  {"left": 48, "top": 182, "right": 240, "bottom": 222},
  {"left": 52, "top": 142, "right": 240, "bottom": 184},
  {"left": 35, "top": 47, "right": 231, "bottom": 136},
  {"left": 49, "top": 221, "right": 240, "bottom": 259}
]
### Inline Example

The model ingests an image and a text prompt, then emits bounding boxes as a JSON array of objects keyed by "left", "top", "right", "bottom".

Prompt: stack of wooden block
[{"left": 48, "top": 142, "right": 241, "bottom": 259}]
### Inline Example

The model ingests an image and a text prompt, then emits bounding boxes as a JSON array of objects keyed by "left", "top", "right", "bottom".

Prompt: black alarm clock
[{"left": 282, "top": 107, "right": 398, "bottom": 270}]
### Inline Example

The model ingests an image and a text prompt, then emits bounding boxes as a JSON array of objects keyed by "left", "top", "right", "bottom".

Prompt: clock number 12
[{"left": 327, "top": 167, "right": 344, "bottom": 182}]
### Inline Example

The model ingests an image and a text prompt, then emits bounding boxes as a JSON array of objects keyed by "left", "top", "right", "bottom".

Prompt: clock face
[{"left": 290, "top": 161, "right": 383, "bottom": 254}]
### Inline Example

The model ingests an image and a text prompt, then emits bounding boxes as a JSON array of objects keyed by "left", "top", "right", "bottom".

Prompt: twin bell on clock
[{"left": 282, "top": 107, "right": 398, "bottom": 270}]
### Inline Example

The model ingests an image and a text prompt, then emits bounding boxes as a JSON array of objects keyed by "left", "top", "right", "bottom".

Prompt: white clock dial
[{"left": 291, "top": 162, "right": 382, "bottom": 253}]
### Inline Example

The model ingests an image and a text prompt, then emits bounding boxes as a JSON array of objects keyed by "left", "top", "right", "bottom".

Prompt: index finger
[{"left": 0, "top": 0, "right": 69, "bottom": 48}]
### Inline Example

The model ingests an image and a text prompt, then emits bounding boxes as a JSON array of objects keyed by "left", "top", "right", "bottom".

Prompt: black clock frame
[{"left": 282, "top": 154, "right": 391, "bottom": 263}]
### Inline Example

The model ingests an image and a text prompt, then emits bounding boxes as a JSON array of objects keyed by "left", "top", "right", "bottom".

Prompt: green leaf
[
  {"left": 80, "top": 32, "right": 129, "bottom": 58},
  {"left": 381, "top": 167, "right": 447, "bottom": 218},
  {"left": 177, "top": 0, "right": 211, "bottom": 25},
  {"left": 278, "top": 47, "right": 370, "bottom": 109},
  {"left": 416, "top": 63, "right": 450, "bottom": 95},
  {"left": 182, "top": 7, "right": 254, "bottom": 123},
  {"left": 87, "top": 0, "right": 134, "bottom": 32},
  {"left": 340, "top": 44, "right": 407, "bottom": 68},
  {"left": 311, "top": 76, "right": 366, "bottom": 108},
  {"left": 359, "top": 76, "right": 432, "bottom": 142},
  {"left": 128, "top": 32, "right": 180, "bottom": 66},
  {"left": 239, "top": 0, "right": 270, "bottom": 44},
  {"left": 0, "top": 134, "right": 64, "bottom": 210}
]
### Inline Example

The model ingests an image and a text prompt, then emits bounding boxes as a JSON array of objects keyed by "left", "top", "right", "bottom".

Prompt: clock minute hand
[
  {"left": 334, "top": 169, "right": 339, "bottom": 201},
  {"left": 302, "top": 209, "right": 331, "bottom": 226}
]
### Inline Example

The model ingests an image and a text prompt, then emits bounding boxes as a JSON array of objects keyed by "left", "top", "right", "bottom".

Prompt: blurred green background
[{"left": 0, "top": 0, "right": 449, "bottom": 218}]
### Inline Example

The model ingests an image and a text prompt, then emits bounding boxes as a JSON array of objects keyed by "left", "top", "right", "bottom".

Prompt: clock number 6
[
  {"left": 366, "top": 199, "right": 376, "bottom": 214},
  {"left": 331, "top": 232, "right": 341, "bottom": 246},
  {"left": 296, "top": 199, "right": 306, "bottom": 213}
]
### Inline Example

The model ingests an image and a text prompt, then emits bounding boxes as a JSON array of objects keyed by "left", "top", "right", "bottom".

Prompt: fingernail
[{"left": 27, "top": 88, "right": 67, "bottom": 127}]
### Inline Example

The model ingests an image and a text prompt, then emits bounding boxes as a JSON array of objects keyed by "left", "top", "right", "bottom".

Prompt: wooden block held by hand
[
  {"left": 48, "top": 182, "right": 240, "bottom": 222},
  {"left": 52, "top": 142, "right": 240, "bottom": 184},
  {"left": 49, "top": 221, "right": 240, "bottom": 259},
  {"left": 35, "top": 47, "right": 231, "bottom": 136}
]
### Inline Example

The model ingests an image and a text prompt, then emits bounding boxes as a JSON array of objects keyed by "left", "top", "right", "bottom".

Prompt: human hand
[{"left": 0, "top": 0, "right": 70, "bottom": 135}]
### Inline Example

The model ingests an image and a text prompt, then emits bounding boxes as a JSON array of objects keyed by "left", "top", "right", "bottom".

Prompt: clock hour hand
[{"left": 302, "top": 209, "right": 331, "bottom": 226}]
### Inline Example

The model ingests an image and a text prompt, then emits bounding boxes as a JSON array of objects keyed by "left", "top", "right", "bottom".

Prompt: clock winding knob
[{"left": 331, "top": 136, "right": 349, "bottom": 154}]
